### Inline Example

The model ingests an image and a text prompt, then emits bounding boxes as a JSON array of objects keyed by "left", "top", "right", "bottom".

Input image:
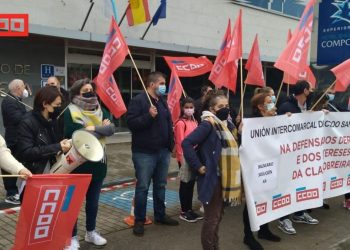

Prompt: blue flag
[{"left": 152, "top": 0, "right": 166, "bottom": 25}]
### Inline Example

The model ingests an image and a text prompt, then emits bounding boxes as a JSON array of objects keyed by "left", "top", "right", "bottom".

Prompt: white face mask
[
  {"left": 22, "top": 89, "right": 29, "bottom": 98},
  {"left": 265, "top": 103, "right": 275, "bottom": 111},
  {"left": 184, "top": 108, "right": 194, "bottom": 117}
]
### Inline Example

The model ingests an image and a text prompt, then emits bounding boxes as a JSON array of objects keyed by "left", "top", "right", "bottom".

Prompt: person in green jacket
[{"left": 63, "top": 78, "right": 114, "bottom": 250}]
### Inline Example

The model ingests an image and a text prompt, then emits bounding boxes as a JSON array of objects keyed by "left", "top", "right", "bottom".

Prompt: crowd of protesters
[{"left": 0, "top": 73, "right": 349, "bottom": 250}]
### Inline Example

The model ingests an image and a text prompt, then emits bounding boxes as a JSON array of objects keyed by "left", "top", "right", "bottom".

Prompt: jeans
[
  {"left": 202, "top": 180, "right": 224, "bottom": 250},
  {"left": 72, "top": 179, "right": 103, "bottom": 236},
  {"left": 179, "top": 180, "right": 195, "bottom": 212},
  {"left": 1, "top": 169, "right": 18, "bottom": 196},
  {"left": 132, "top": 148, "right": 170, "bottom": 222}
]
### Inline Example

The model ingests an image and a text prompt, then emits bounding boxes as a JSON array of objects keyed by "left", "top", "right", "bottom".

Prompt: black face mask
[
  {"left": 49, "top": 106, "right": 61, "bottom": 120},
  {"left": 306, "top": 91, "right": 314, "bottom": 105},
  {"left": 82, "top": 91, "right": 96, "bottom": 98},
  {"left": 215, "top": 107, "right": 230, "bottom": 121}
]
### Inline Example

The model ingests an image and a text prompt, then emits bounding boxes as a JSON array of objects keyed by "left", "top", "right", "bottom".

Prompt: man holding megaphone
[{"left": 63, "top": 78, "right": 115, "bottom": 250}]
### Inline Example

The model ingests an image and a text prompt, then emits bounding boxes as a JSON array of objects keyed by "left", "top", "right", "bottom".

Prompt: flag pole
[
  {"left": 275, "top": 78, "right": 284, "bottom": 104},
  {"left": 110, "top": 0, "right": 119, "bottom": 22},
  {"left": 118, "top": 6, "right": 128, "bottom": 26},
  {"left": 80, "top": 0, "right": 95, "bottom": 31},
  {"left": 128, "top": 50, "right": 153, "bottom": 106},
  {"left": 238, "top": 84, "right": 246, "bottom": 115},
  {"left": 0, "top": 175, "right": 26, "bottom": 178},
  {"left": 310, "top": 80, "right": 336, "bottom": 111},
  {"left": 182, "top": 89, "right": 187, "bottom": 98},
  {"left": 0, "top": 90, "right": 33, "bottom": 110},
  {"left": 141, "top": 22, "right": 153, "bottom": 40},
  {"left": 240, "top": 57, "right": 244, "bottom": 118}
]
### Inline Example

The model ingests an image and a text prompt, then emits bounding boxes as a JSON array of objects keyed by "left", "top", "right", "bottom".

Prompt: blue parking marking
[{"left": 99, "top": 186, "right": 179, "bottom": 213}]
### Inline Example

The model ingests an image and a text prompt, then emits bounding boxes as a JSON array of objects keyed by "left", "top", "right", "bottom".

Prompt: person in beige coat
[{"left": 0, "top": 135, "right": 31, "bottom": 178}]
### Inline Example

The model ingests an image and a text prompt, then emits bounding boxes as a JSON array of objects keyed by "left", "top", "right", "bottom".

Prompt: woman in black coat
[{"left": 17, "top": 86, "right": 71, "bottom": 175}]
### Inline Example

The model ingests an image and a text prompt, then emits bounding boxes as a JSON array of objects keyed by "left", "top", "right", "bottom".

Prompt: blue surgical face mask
[
  {"left": 327, "top": 94, "right": 335, "bottom": 101},
  {"left": 265, "top": 103, "right": 275, "bottom": 111},
  {"left": 271, "top": 95, "right": 276, "bottom": 103},
  {"left": 156, "top": 85, "right": 167, "bottom": 96}
]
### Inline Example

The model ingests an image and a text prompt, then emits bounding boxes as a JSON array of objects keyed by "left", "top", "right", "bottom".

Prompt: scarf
[
  {"left": 201, "top": 111, "right": 241, "bottom": 206},
  {"left": 68, "top": 104, "right": 105, "bottom": 146},
  {"left": 72, "top": 95, "right": 99, "bottom": 111}
]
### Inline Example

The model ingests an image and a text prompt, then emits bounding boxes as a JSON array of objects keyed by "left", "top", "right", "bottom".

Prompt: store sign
[
  {"left": 317, "top": 1, "right": 350, "bottom": 65},
  {"left": 0, "top": 14, "right": 29, "bottom": 37},
  {"left": 54, "top": 66, "right": 65, "bottom": 76},
  {"left": 0, "top": 64, "right": 31, "bottom": 75},
  {"left": 41, "top": 64, "right": 55, "bottom": 79}
]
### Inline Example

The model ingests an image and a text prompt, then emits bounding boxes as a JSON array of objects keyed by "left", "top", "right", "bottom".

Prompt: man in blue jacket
[{"left": 126, "top": 71, "right": 178, "bottom": 236}]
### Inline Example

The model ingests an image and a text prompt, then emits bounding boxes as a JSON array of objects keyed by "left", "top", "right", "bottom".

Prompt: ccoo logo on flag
[
  {"left": 0, "top": 14, "right": 29, "bottom": 37},
  {"left": 28, "top": 185, "right": 75, "bottom": 245}
]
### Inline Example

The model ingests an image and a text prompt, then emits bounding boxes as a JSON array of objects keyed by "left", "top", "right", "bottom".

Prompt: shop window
[{"left": 67, "top": 63, "right": 91, "bottom": 88}]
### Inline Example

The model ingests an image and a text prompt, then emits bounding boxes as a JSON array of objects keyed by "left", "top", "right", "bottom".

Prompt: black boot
[
  {"left": 243, "top": 235, "right": 264, "bottom": 250},
  {"left": 133, "top": 221, "right": 144, "bottom": 236},
  {"left": 258, "top": 226, "right": 281, "bottom": 242}
]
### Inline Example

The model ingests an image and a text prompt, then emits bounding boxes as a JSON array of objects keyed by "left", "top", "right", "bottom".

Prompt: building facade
[{"left": 1, "top": 0, "right": 344, "bottom": 134}]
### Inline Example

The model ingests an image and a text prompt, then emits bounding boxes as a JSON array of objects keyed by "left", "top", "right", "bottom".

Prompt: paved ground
[
  {"left": 0, "top": 135, "right": 350, "bottom": 249},
  {"left": 80, "top": 196, "right": 350, "bottom": 250}
]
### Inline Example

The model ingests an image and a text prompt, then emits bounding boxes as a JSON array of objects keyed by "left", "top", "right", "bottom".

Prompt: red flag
[
  {"left": 331, "top": 58, "right": 350, "bottom": 92},
  {"left": 281, "top": 28, "right": 316, "bottom": 88},
  {"left": 209, "top": 19, "right": 238, "bottom": 93},
  {"left": 274, "top": 0, "right": 316, "bottom": 79},
  {"left": 283, "top": 66, "right": 316, "bottom": 88},
  {"left": 163, "top": 56, "right": 213, "bottom": 77},
  {"left": 167, "top": 69, "right": 184, "bottom": 123},
  {"left": 13, "top": 174, "right": 92, "bottom": 250},
  {"left": 244, "top": 34, "right": 264, "bottom": 87},
  {"left": 227, "top": 9, "right": 242, "bottom": 63},
  {"left": 282, "top": 29, "right": 294, "bottom": 84},
  {"left": 95, "top": 75, "right": 127, "bottom": 118},
  {"left": 97, "top": 17, "right": 129, "bottom": 85}
]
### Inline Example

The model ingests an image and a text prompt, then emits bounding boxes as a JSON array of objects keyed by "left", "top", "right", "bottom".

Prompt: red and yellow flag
[{"left": 126, "top": 0, "right": 151, "bottom": 26}]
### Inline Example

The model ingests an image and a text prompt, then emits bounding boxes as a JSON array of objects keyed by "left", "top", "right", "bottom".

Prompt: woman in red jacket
[{"left": 173, "top": 97, "right": 202, "bottom": 222}]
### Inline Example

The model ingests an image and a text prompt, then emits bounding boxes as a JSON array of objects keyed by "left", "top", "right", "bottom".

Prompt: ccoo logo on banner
[{"left": 317, "top": 0, "right": 350, "bottom": 65}]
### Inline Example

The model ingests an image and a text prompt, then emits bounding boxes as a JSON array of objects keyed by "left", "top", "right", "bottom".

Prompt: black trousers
[
  {"left": 243, "top": 204, "right": 269, "bottom": 237},
  {"left": 179, "top": 180, "right": 195, "bottom": 212},
  {"left": 2, "top": 145, "right": 19, "bottom": 196}
]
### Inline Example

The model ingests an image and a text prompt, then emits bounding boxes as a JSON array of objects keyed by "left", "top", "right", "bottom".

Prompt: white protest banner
[{"left": 239, "top": 111, "right": 350, "bottom": 231}]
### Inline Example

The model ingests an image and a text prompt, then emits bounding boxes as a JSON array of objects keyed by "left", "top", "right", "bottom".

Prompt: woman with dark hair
[
  {"left": 64, "top": 78, "right": 114, "bottom": 250},
  {"left": 17, "top": 86, "right": 71, "bottom": 176},
  {"left": 182, "top": 90, "right": 241, "bottom": 250},
  {"left": 173, "top": 97, "right": 202, "bottom": 222},
  {"left": 242, "top": 93, "right": 281, "bottom": 250}
]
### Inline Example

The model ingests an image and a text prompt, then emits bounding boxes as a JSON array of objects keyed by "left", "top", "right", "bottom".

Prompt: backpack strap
[{"left": 175, "top": 119, "right": 187, "bottom": 133}]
